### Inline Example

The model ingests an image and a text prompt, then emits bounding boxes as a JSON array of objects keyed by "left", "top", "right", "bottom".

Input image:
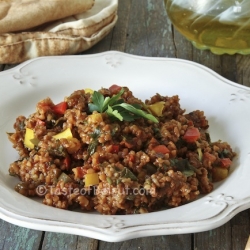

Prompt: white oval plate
[{"left": 0, "top": 51, "right": 250, "bottom": 242}]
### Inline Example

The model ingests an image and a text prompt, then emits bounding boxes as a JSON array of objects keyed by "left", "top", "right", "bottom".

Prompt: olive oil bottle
[{"left": 165, "top": 0, "right": 250, "bottom": 55}]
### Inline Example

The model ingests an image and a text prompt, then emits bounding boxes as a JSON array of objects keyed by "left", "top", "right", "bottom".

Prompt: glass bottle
[{"left": 165, "top": 0, "right": 250, "bottom": 55}]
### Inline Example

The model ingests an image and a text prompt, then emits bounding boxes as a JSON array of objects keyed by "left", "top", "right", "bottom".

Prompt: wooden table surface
[{"left": 1, "top": 1, "right": 250, "bottom": 249}]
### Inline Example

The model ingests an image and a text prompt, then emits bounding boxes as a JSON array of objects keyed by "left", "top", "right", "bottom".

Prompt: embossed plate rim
[{"left": 0, "top": 51, "right": 250, "bottom": 242}]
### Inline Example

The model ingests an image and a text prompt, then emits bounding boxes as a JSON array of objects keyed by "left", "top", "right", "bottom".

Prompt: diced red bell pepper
[
  {"left": 63, "top": 156, "right": 71, "bottom": 170},
  {"left": 183, "top": 127, "right": 200, "bottom": 143},
  {"left": 129, "top": 154, "right": 135, "bottom": 163},
  {"left": 220, "top": 158, "right": 232, "bottom": 168},
  {"left": 153, "top": 145, "right": 170, "bottom": 154},
  {"left": 109, "top": 84, "right": 122, "bottom": 95},
  {"left": 52, "top": 102, "right": 67, "bottom": 115},
  {"left": 111, "top": 144, "right": 120, "bottom": 153}
]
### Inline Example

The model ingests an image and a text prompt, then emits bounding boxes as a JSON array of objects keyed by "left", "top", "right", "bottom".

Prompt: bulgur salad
[{"left": 7, "top": 85, "right": 236, "bottom": 215}]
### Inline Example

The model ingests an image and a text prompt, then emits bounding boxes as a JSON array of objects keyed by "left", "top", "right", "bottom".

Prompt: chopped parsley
[{"left": 88, "top": 88, "right": 158, "bottom": 123}]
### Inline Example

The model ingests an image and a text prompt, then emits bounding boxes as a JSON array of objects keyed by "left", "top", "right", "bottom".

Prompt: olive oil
[{"left": 165, "top": 0, "right": 250, "bottom": 54}]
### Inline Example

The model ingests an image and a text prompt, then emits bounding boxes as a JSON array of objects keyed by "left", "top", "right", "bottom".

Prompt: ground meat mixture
[{"left": 7, "top": 85, "right": 236, "bottom": 215}]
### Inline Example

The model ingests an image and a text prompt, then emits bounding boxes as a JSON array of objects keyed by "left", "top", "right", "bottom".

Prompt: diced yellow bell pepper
[
  {"left": 212, "top": 167, "right": 228, "bottom": 182},
  {"left": 85, "top": 88, "right": 94, "bottom": 94},
  {"left": 197, "top": 148, "right": 203, "bottom": 161},
  {"left": 85, "top": 173, "right": 99, "bottom": 187},
  {"left": 147, "top": 101, "right": 165, "bottom": 117},
  {"left": 24, "top": 128, "right": 35, "bottom": 149},
  {"left": 53, "top": 128, "right": 73, "bottom": 140},
  {"left": 87, "top": 113, "right": 103, "bottom": 124}
]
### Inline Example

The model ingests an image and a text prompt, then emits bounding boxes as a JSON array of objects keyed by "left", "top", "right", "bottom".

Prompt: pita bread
[
  {"left": 0, "top": 0, "right": 95, "bottom": 34},
  {"left": 0, "top": 0, "right": 118, "bottom": 64},
  {"left": 0, "top": 16, "right": 117, "bottom": 64}
]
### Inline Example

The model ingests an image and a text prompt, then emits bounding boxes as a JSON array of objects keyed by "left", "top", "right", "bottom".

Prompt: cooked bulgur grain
[{"left": 7, "top": 85, "right": 236, "bottom": 215}]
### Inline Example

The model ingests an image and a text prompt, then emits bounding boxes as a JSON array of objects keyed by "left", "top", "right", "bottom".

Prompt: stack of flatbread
[{"left": 0, "top": 0, "right": 118, "bottom": 64}]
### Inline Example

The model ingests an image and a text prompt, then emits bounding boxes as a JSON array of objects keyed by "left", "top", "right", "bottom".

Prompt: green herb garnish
[
  {"left": 170, "top": 158, "right": 196, "bottom": 177},
  {"left": 87, "top": 128, "right": 101, "bottom": 157},
  {"left": 88, "top": 88, "right": 158, "bottom": 123},
  {"left": 120, "top": 167, "right": 138, "bottom": 181},
  {"left": 48, "top": 144, "right": 66, "bottom": 157}
]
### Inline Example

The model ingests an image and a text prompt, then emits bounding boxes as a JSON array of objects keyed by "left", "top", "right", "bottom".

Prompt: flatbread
[
  {"left": 0, "top": 0, "right": 95, "bottom": 34},
  {"left": 0, "top": 16, "right": 117, "bottom": 64},
  {"left": 0, "top": 0, "right": 118, "bottom": 64}
]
